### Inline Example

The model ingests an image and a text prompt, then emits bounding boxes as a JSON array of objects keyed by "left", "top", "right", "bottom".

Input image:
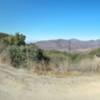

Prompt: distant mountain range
[
  {"left": 1, "top": 32, "right": 100, "bottom": 52},
  {"left": 35, "top": 39, "right": 100, "bottom": 52}
]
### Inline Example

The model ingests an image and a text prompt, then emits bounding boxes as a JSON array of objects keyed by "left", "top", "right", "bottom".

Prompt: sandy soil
[{"left": 0, "top": 64, "right": 100, "bottom": 100}]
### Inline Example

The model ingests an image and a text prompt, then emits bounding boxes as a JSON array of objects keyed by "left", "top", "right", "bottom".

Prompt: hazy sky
[{"left": 0, "top": 0, "right": 100, "bottom": 41}]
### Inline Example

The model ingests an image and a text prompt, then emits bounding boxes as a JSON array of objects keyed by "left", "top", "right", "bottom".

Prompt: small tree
[{"left": 14, "top": 33, "right": 26, "bottom": 46}]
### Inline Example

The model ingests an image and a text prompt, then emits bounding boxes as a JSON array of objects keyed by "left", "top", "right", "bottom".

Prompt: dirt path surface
[{"left": 0, "top": 64, "right": 100, "bottom": 100}]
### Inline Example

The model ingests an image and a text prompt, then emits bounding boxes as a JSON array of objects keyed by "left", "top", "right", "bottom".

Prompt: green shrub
[
  {"left": 9, "top": 46, "right": 27, "bottom": 68},
  {"left": 9, "top": 45, "right": 38, "bottom": 68},
  {"left": 35, "top": 49, "right": 51, "bottom": 71},
  {"left": 3, "top": 33, "right": 26, "bottom": 46}
]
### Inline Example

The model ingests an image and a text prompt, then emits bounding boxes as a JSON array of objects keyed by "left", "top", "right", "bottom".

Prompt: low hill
[
  {"left": 0, "top": 32, "right": 9, "bottom": 53},
  {"left": 0, "top": 32, "right": 9, "bottom": 39}
]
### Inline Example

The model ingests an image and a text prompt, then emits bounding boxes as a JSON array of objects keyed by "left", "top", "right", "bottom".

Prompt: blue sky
[{"left": 0, "top": 0, "right": 100, "bottom": 42}]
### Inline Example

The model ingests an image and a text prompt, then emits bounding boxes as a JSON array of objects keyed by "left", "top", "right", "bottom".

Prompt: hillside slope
[
  {"left": 0, "top": 64, "right": 100, "bottom": 100},
  {"left": 0, "top": 32, "right": 9, "bottom": 39}
]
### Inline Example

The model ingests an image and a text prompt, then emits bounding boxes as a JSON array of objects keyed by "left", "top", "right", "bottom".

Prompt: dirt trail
[{"left": 0, "top": 64, "right": 100, "bottom": 100}]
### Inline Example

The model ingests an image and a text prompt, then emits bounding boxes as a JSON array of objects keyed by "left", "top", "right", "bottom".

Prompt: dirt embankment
[{"left": 0, "top": 64, "right": 100, "bottom": 100}]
